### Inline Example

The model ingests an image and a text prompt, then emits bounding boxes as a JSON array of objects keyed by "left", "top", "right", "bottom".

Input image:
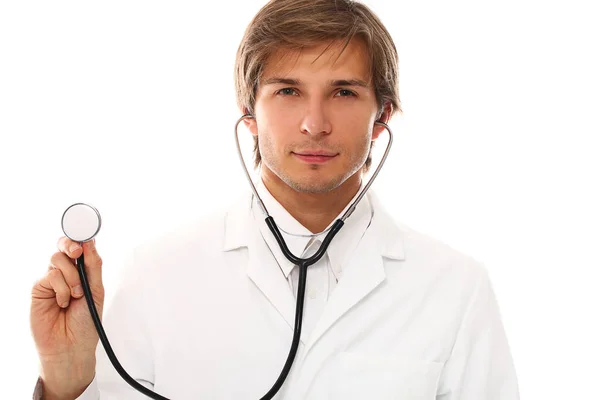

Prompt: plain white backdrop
[{"left": 1, "top": 0, "right": 598, "bottom": 398}]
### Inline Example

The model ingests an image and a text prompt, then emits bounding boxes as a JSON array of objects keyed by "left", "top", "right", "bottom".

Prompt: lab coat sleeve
[{"left": 436, "top": 268, "right": 520, "bottom": 400}]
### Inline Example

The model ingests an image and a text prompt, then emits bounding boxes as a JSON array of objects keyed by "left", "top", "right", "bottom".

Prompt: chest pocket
[{"left": 328, "top": 352, "right": 443, "bottom": 400}]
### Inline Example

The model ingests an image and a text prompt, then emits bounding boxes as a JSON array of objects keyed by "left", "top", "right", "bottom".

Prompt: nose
[{"left": 300, "top": 99, "right": 332, "bottom": 137}]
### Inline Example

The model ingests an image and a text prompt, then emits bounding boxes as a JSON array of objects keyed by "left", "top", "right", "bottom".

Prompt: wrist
[
  {"left": 41, "top": 375, "right": 94, "bottom": 400},
  {"left": 41, "top": 381, "right": 92, "bottom": 400},
  {"left": 40, "top": 356, "right": 95, "bottom": 399}
]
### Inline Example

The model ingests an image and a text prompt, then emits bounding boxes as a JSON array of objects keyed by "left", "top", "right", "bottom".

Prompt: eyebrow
[{"left": 262, "top": 77, "right": 370, "bottom": 88}]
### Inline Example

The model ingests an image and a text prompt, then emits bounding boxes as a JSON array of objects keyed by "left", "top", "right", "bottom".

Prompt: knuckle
[
  {"left": 92, "top": 286, "right": 105, "bottom": 303},
  {"left": 50, "top": 251, "right": 67, "bottom": 267},
  {"left": 47, "top": 268, "right": 62, "bottom": 279},
  {"left": 50, "top": 252, "right": 60, "bottom": 266},
  {"left": 89, "top": 244, "right": 99, "bottom": 257},
  {"left": 57, "top": 236, "right": 69, "bottom": 250},
  {"left": 32, "top": 277, "right": 46, "bottom": 293}
]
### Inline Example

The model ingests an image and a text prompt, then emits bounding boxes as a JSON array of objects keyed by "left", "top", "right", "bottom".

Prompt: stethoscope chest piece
[{"left": 61, "top": 203, "right": 102, "bottom": 243}]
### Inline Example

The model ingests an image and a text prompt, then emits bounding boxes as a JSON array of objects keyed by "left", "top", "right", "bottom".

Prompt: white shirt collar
[{"left": 251, "top": 176, "right": 373, "bottom": 281}]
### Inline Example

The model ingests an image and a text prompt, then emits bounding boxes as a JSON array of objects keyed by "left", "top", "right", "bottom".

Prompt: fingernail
[
  {"left": 73, "top": 285, "right": 83, "bottom": 297},
  {"left": 69, "top": 243, "right": 80, "bottom": 253},
  {"left": 61, "top": 301, "right": 69, "bottom": 308}
]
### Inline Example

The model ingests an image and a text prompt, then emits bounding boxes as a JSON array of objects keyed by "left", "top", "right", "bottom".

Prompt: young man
[{"left": 31, "top": 0, "right": 520, "bottom": 398}]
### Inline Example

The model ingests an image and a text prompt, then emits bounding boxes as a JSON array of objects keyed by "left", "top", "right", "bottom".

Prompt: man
[{"left": 30, "top": 0, "right": 520, "bottom": 398}]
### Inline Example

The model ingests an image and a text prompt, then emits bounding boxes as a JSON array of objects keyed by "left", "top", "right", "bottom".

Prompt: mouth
[{"left": 292, "top": 150, "right": 338, "bottom": 164}]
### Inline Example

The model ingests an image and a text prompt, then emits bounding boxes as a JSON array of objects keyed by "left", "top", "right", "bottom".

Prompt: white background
[{"left": 1, "top": 0, "right": 598, "bottom": 398}]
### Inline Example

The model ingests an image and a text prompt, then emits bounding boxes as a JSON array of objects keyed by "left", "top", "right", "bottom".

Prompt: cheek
[
  {"left": 256, "top": 95, "right": 298, "bottom": 122},
  {"left": 341, "top": 122, "right": 374, "bottom": 148},
  {"left": 256, "top": 105, "right": 293, "bottom": 143},
  {"left": 258, "top": 128, "right": 285, "bottom": 158}
]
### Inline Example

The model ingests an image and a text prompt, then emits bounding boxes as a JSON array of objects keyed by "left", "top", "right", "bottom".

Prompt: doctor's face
[{"left": 249, "top": 38, "right": 387, "bottom": 194}]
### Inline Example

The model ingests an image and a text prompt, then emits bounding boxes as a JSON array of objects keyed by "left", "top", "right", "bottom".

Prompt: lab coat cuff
[
  {"left": 75, "top": 375, "right": 100, "bottom": 400},
  {"left": 32, "top": 375, "right": 99, "bottom": 400},
  {"left": 32, "top": 376, "right": 43, "bottom": 400}
]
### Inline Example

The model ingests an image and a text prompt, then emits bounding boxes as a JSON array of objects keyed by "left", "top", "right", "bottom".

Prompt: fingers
[
  {"left": 56, "top": 236, "right": 103, "bottom": 291},
  {"left": 57, "top": 236, "right": 83, "bottom": 259},
  {"left": 46, "top": 268, "right": 72, "bottom": 308},
  {"left": 31, "top": 236, "right": 105, "bottom": 312},
  {"left": 49, "top": 252, "right": 85, "bottom": 299}
]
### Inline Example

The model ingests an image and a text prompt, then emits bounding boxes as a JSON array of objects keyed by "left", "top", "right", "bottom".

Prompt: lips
[
  {"left": 293, "top": 150, "right": 337, "bottom": 157},
  {"left": 292, "top": 151, "right": 338, "bottom": 164}
]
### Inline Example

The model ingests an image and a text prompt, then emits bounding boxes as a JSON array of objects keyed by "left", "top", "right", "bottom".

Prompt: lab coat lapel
[
  {"left": 304, "top": 192, "right": 405, "bottom": 352},
  {"left": 223, "top": 192, "right": 404, "bottom": 353},
  {"left": 223, "top": 194, "right": 298, "bottom": 338},
  {"left": 225, "top": 194, "right": 315, "bottom": 347},
  {"left": 305, "top": 217, "right": 385, "bottom": 351},
  {"left": 246, "top": 225, "right": 299, "bottom": 337}
]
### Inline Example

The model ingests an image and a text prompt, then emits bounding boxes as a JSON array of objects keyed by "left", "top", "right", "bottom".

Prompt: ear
[
  {"left": 241, "top": 107, "right": 258, "bottom": 136},
  {"left": 372, "top": 102, "right": 393, "bottom": 140}
]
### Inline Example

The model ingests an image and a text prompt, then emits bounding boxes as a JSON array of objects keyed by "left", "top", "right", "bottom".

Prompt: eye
[
  {"left": 335, "top": 89, "right": 357, "bottom": 97},
  {"left": 276, "top": 88, "right": 299, "bottom": 96}
]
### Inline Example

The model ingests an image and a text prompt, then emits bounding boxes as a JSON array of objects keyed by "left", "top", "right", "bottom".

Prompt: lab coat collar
[
  {"left": 253, "top": 177, "right": 373, "bottom": 284},
  {"left": 253, "top": 178, "right": 312, "bottom": 279},
  {"left": 222, "top": 188, "right": 405, "bottom": 348},
  {"left": 223, "top": 189, "right": 405, "bottom": 261}
]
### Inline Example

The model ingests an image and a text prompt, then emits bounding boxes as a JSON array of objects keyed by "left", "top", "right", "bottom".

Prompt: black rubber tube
[
  {"left": 76, "top": 254, "right": 170, "bottom": 399},
  {"left": 76, "top": 217, "right": 345, "bottom": 399}
]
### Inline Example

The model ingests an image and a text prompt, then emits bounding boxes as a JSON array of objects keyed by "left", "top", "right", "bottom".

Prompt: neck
[{"left": 261, "top": 167, "right": 362, "bottom": 233}]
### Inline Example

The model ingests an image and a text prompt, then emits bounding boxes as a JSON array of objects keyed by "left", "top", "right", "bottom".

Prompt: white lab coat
[{"left": 35, "top": 190, "right": 519, "bottom": 399}]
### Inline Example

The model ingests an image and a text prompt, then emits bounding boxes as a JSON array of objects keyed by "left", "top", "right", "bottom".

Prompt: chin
[{"left": 282, "top": 173, "right": 347, "bottom": 194}]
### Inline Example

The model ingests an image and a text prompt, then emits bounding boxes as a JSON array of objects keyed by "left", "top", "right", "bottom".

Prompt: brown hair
[{"left": 234, "top": 0, "right": 401, "bottom": 170}]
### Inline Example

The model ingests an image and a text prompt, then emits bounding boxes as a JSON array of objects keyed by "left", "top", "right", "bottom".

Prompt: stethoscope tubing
[
  {"left": 75, "top": 115, "right": 393, "bottom": 400},
  {"left": 258, "top": 218, "right": 344, "bottom": 399},
  {"left": 233, "top": 114, "right": 394, "bottom": 224},
  {"left": 76, "top": 252, "right": 170, "bottom": 400}
]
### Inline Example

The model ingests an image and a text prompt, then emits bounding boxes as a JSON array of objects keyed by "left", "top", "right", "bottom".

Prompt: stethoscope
[{"left": 60, "top": 114, "right": 393, "bottom": 399}]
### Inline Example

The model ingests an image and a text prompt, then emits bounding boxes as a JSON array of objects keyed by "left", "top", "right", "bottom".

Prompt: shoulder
[
  {"left": 131, "top": 193, "right": 251, "bottom": 273},
  {"left": 400, "top": 222, "right": 486, "bottom": 279},
  {"left": 372, "top": 195, "right": 493, "bottom": 326},
  {"left": 371, "top": 192, "right": 488, "bottom": 287}
]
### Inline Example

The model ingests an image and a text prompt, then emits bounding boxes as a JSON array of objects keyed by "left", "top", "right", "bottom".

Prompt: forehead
[{"left": 261, "top": 38, "right": 372, "bottom": 82}]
